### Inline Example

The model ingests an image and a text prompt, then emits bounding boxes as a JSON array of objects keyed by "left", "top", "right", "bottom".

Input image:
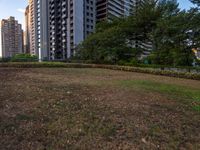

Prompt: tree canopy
[
  {"left": 77, "top": 0, "right": 200, "bottom": 66},
  {"left": 190, "top": 0, "right": 200, "bottom": 6}
]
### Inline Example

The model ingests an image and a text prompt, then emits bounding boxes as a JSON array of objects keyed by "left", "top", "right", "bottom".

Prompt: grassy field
[{"left": 0, "top": 68, "right": 200, "bottom": 150}]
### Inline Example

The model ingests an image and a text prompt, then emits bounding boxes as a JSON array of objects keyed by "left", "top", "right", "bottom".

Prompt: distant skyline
[{"left": 0, "top": 0, "right": 196, "bottom": 30}]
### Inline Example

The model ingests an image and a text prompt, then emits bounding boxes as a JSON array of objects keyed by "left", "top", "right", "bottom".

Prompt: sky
[
  {"left": 0, "top": 0, "right": 28, "bottom": 29},
  {"left": 0, "top": 0, "right": 196, "bottom": 30}
]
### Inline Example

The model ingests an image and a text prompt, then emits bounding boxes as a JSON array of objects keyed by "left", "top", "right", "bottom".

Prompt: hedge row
[{"left": 0, "top": 62, "right": 200, "bottom": 80}]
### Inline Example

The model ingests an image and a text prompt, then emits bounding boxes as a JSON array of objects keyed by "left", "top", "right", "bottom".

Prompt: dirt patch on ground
[{"left": 0, "top": 68, "right": 200, "bottom": 150}]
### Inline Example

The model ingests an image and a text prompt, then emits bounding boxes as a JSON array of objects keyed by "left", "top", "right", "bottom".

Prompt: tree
[
  {"left": 147, "top": 0, "right": 199, "bottom": 66},
  {"left": 190, "top": 0, "right": 200, "bottom": 6},
  {"left": 78, "top": 0, "right": 200, "bottom": 66},
  {"left": 78, "top": 24, "right": 129, "bottom": 63},
  {"left": 125, "top": 0, "right": 179, "bottom": 58}
]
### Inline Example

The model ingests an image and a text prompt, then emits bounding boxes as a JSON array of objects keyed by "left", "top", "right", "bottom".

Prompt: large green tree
[
  {"left": 190, "top": 0, "right": 200, "bottom": 6},
  {"left": 136, "top": 0, "right": 198, "bottom": 66},
  {"left": 78, "top": 19, "right": 135, "bottom": 63},
  {"left": 78, "top": 0, "right": 200, "bottom": 66}
]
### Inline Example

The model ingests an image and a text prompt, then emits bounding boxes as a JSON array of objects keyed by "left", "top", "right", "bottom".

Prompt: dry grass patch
[{"left": 0, "top": 68, "right": 200, "bottom": 150}]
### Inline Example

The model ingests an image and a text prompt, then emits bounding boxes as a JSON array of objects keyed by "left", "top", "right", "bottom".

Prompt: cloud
[{"left": 17, "top": 8, "right": 25, "bottom": 13}]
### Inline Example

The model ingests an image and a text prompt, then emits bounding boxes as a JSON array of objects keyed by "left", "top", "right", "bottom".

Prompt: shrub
[
  {"left": 11, "top": 54, "right": 38, "bottom": 62},
  {"left": 0, "top": 62, "right": 200, "bottom": 80},
  {"left": 0, "top": 57, "right": 11, "bottom": 62}
]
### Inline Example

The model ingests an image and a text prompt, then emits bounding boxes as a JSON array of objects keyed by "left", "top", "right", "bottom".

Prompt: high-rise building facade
[
  {"left": 0, "top": 17, "right": 23, "bottom": 58},
  {"left": 26, "top": 0, "right": 136, "bottom": 61},
  {"left": 24, "top": 6, "right": 30, "bottom": 54},
  {"left": 49, "top": 0, "right": 96, "bottom": 60},
  {"left": 27, "top": 0, "right": 96, "bottom": 60},
  {"left": 26, "top": 0, "right": 49, "bottom": 60},
  {"left": 48, "top": 0, "right": 69, "bottom": 60},
  {"left": 28, "top": 0, "right": 36, "bottom": 56},
  {"left": 124, "top": 0, "right": 134, "bottom": 16},
  {"left": 35, "top": 0, "right": 49, "bottom": 60},
  {"left": 96, "top": 0, "right": 134, "bottom": 22}
]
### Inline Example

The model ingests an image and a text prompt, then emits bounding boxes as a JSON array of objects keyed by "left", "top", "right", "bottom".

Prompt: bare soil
[{"left": 0, "top": 68, "right": 200, "bottom": 150}]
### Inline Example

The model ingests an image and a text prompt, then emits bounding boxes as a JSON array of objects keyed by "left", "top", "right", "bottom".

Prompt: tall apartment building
[
  {"left": 35, "top": 0, "right": 49, "bottom": 60},
  {"left": 26, "top": 0, "right": 96, "bottom": 60},
  {"left": 96, "top": 0, "right": 134, "bottom": 21},
  {"left": 28, "top": 0, "right": 36, "bottom": 56},
  {"left": 124, "top": 0, "right": 134, "bottom": 16},
  {"left": 0, "top": 17, "right": 23, "bottom": 58},
  {"left": 49, "top": 0, "right": 96, "bottom": 60},
  {"left": 24, "top": 6, "right": 30, "bottom": 53},
  {"left": 26, "top": 0, "right": 49, "bottom": 60},
  {"left": 26, "top": 0, "right": 136, "bottom": 61},
  {"left": 48, "top": 0, "right": 69, "bottom": 60}
]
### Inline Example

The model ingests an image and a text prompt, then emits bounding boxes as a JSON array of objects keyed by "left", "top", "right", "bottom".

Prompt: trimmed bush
[
  {"left": 0, "top": 62, "right": 200, "bottom": 80},
  {"left": 0, "top": 57, "right": 11, "bottom": 62},
  {"left": 11, "top": 54, "right": 38, "bottom": 62}
]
